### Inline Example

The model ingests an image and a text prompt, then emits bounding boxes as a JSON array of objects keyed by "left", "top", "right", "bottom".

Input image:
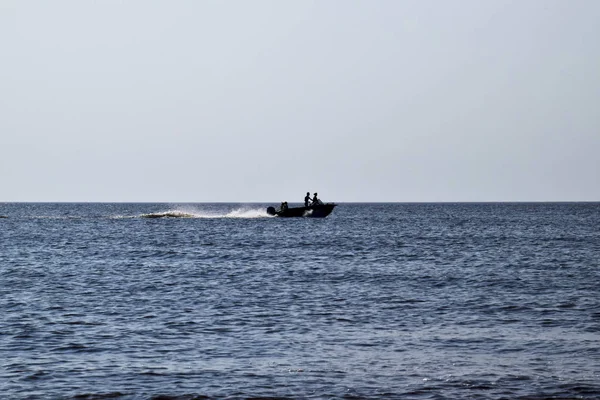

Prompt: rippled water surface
[{"left": 1, "top": 203, "right": 599, "bottom": 399}]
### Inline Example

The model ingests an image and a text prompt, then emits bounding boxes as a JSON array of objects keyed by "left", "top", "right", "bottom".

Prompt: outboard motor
[{"left": 266, "top": 206, "right": 277, "bottom": 216}]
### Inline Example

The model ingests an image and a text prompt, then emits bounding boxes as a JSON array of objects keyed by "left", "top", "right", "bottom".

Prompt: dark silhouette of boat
[{"left": 267, "top": 203, "right": 336, "bottom": 218}]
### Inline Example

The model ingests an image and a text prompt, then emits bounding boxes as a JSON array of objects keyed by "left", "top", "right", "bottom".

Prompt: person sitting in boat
[
  {"left": 280, "top": 201, "right": 288, "bottom": 211},
  {"left": 304, "top": 192, "right": 311, "bottom": 207},
  {"left": 311, "top": 193, "right": 323, "bottom": 206}
]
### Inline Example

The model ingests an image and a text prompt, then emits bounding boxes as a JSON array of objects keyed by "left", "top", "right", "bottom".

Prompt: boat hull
[{"left": 267, "top": 203, "right": 336, "bottom": 218}]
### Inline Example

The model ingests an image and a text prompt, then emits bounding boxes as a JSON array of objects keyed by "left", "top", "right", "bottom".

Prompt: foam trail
[
  {"left": 140, "top": 211, "right": 196, "bottom": 219},
  {"left": 223, "top": 208, "right": 271, "bottom": 218},
  {"left": 139, "top": 207, "right": 272, "bottom": 219}
]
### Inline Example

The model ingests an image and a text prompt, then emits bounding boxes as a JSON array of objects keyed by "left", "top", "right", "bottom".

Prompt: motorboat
[{"left": 267, "top": 203, "right": 336, "bottom": 218}]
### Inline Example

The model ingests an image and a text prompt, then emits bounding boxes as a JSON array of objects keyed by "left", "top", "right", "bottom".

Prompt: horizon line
[{"left": 1, "top": 200, "right": 599, "bottom": 204}]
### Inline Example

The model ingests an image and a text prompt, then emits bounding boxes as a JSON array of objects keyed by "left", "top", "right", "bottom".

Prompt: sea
[{"left": 1, "top": 202, "right": 599, "bottom": 400}]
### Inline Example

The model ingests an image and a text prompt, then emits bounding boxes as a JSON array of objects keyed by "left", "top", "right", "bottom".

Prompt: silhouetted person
[
  {"left": 304, "top": 192, "right": 311, "bottom": 207},
  {"left": 311, "top": 193, "right": 322, "bottom": 206},
  {"left": 280, "top": 201, "right": 288, "bottom": 211}
]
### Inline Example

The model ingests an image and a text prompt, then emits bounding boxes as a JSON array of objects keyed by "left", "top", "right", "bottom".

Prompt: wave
[{"left": 139, "top": 207, "right": 271, "bottom": 219}]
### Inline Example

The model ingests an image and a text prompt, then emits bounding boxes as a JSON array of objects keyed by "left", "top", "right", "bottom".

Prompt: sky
[{"left": 1, "top": 0, "right": 599, "bottom": 202}]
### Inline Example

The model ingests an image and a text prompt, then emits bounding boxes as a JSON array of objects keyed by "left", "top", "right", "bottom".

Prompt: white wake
[{"left": 140, "top": 207, "right": 271, "bottom": 219}]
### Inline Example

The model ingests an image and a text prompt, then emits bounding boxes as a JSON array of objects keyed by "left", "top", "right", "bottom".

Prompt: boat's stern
[{"left": 266, "top": 206, "right": 277, "bottom": 216}]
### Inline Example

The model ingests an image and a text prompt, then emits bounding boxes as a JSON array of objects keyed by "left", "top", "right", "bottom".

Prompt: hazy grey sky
[{"left": 2, "top": 0, "right": 599, "bottom": 202}]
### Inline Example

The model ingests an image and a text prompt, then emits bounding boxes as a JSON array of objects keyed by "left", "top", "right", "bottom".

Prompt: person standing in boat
[
  {"left": 304, "top": 192, "right": 311, "bottom": 207},
  {"left": 311, "top": 193, "right": 322, "bottom": 206}
]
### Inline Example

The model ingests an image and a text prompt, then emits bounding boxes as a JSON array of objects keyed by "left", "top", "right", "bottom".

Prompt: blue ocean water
[{"left": 1, "top": 202, "right": 599, "bottom": 400}]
